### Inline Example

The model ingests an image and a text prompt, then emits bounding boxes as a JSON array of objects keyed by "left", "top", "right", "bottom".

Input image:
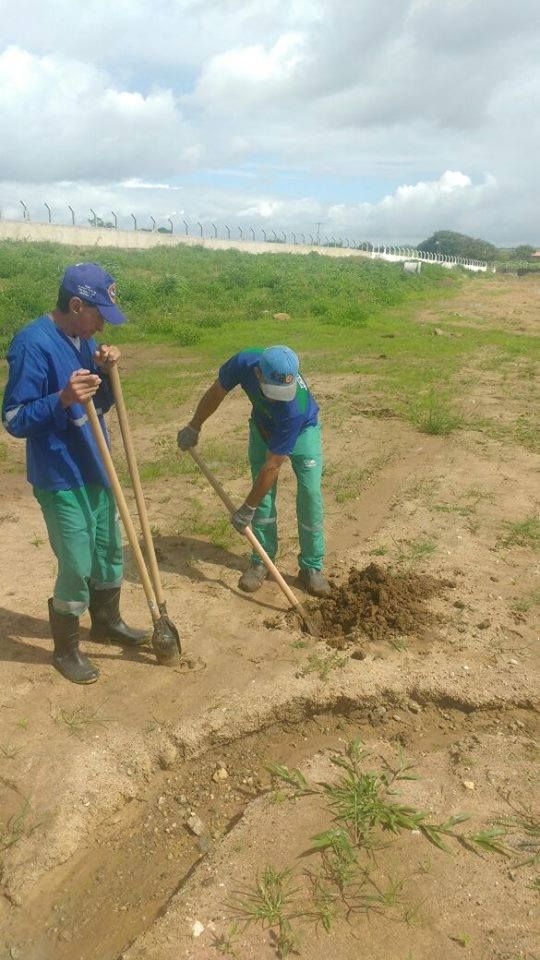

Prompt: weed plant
[{"left": 229, "top": 739, "right": 513, "bottom": 957}]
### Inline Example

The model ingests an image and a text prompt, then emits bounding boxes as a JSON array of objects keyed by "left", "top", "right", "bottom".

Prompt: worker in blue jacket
[
  {"left": 2, "top": 262, "right": 147, "bottom": 684},
  {"left": 177, "top": 345, "right": 331, "bottom": 597}
]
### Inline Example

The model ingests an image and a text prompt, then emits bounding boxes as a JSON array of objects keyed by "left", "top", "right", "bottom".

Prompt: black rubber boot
[
  {"left": 48, "top": 599, "right": 99, "bottom": 684},
  {"left": 238, "top": 563, "right": 268, "bottom": 593},
  {"left": 298, "top": 568, "right": 332, "bottom": 598},
  {"left": 89, "top": 587, "right": 149, "bottom": 647}
]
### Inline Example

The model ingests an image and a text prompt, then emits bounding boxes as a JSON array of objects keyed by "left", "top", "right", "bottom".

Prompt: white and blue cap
[
  {"left": 61, "top": 262, "right": 126, "bottom": 325},
  {"left": 259, "top": 345, "right": 299, "bottom": 401}
]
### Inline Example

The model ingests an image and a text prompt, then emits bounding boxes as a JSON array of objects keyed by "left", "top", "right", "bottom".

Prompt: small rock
[
  {"left": 158, "top": 743, "right": 178, "bottom": 770},
  {"left": 462, "top": 780, "right": 475, "bottom": 791},
  {"left": 477, "top": 619, "right": 490, "bottom": 630},
  {"left": 408, "top": 701, "right": 421, "bottom": 714},
  {"left": 351, "top": 649, "right": 366, "bottom": 660},
  {"left": 191, "top": 920, "right": 205, "bottom": 938},
  {"left": 392, "top": 714, "right": 402, "bottom": 722},
  {"left": 212, "top": 767, "right": 229, "bottom": 783},
  {"left": 375, "top": 706, "right": 387, "bottom": 719},
  {"left": 453, "top": 600, "right": 466, "bottom": 609},
  {"left": 187, "top": 815, "right": 205, "bottom": 837},
  {"left": 508, "top": 658, "right": 519, "bottom": 666}
]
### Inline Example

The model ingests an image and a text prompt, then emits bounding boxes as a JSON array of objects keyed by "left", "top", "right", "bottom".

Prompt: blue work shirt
[
  {"left": 218, "top": 348, "right": 319, "bottom": 455},
  {"left": 2, "top": 314, "right": 114, "bottom": 490}
]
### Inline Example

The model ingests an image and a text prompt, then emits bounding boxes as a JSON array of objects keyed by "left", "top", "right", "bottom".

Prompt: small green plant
[
  {"left": 499, "top": 515, "right": 540, "bottom": 551},
  {"left": 0, "top": 743, "right": 20, "bottom": 759},
  {"left": 450, "top": 932, "right": 471, "bottom": 947},
  {"left": 511, "top": 589, "right": 540, "bottom": 614},
  {"left": 54, "top": 702, "right": 111, "bottom": 738},
  {"left": 298, "top": 652, "right": 347, "bottom": 682},
  {"left": 16, "top": 717, "right": 28, "bottom": 730},
  {"left": 233, "top": 739, "right": 515, "bottom": 957},
  {"left": 393, "top": 538, "right": 436, "bottom": 567},
  {"left": 29, "top": 532, "right": 45, "bottom": 548},
  {"left": 332, "top": 454, "right": 392, "bottom": 503},
  {"left": 0, "top": 799, "right": 31, "bottom": 852},
  {"left": 230, "top": 866, "right": 302, "bottom": 958},
  {"left": 212, "top": 922, "right": 240, "bottom": 956},
  {"left": 409, "top": 391, "right": 463, "bottom": 436}
]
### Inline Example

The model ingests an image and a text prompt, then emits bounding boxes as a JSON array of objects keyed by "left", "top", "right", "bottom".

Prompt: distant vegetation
[
  {"left": 418, "top": 229, "right": 538, "bottom": 266},
  {"left": 0, "top": 239, "right": 463, "bottom": 359}
]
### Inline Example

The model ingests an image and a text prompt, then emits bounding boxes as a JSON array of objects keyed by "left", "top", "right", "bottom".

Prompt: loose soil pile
[{"left": 312, "top": 562, "right": 450, "bottom": 646}]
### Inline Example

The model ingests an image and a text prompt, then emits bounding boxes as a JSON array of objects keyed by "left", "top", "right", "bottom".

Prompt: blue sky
[{"left": 0, "top": 0, "right": 538, "bottom": 244}]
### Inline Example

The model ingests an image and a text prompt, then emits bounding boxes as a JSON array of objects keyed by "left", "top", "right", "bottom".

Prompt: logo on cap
[{"left": 108, "top": 282, "right": 117, "bottom": 303}]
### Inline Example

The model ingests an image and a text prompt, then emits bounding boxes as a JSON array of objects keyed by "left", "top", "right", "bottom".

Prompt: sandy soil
[{"left": 0, "top": 276, "right": 538, "bottom": 960}]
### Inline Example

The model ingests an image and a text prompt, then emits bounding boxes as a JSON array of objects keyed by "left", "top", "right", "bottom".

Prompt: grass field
[{"left": 1, "top": 240, "right": 538, "bottom": 454}]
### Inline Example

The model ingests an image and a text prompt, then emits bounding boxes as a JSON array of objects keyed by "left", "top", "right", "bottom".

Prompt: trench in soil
[{"left": 3, "top": 692, "right": 537, "bottom": 960}]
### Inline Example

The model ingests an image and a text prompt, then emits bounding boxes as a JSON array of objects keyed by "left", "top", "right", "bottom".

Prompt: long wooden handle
[
  {"left": 188, "top": 448, "right": 309, "bottom": 617},
  {"left": 108, "top": 364, "right": 165, "bottom": 606},
  {"left": 85, "top": 399, "right": 159, "bottom": 622}
]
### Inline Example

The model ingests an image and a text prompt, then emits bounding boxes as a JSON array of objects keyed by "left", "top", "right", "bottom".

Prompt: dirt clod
[{"left": 309, "top": 563, "right": 448, "bottom": 647}]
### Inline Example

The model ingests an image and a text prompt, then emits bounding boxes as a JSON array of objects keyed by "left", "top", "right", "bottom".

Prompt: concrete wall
[
  {"left": 0, "top": 219, "right": 488, "bottom": 271},
  {"left": 0, "top": 219, "right": 371, "bottom": 260}
]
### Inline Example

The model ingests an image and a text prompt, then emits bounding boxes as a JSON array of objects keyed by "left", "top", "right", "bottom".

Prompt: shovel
[
  {"left": 85, "top": 394, "right": 181, "bottom": 665},
  {"left": 188, "top": 448, "right": 320, "bottom": 637}
]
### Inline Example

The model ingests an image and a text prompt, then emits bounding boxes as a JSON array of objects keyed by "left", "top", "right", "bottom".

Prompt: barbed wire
[{"left": 0, "top": 201, "right": 489, "bottom": 269}]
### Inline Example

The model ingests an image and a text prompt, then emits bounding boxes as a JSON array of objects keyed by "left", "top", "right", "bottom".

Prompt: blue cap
[
  {"left": 61, "top": 262, "right": 126, "bottom": 325},
  {"left": 259, "top": 345, "right": 299, "bottom": 401}
]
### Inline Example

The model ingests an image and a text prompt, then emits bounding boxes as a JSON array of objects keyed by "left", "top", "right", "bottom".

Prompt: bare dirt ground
[{"left": 0, "top": 276, "right": 538, "bottom": 960}]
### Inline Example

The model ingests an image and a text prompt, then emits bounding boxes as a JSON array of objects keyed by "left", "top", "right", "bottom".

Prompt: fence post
[
  {"left": 68, "top": 205, "right": 75, "bottom": 225},
  {"left": 44, "top": 202, "right": 52, "bottom": 223},
  {"left": 131, "top": 213, "right": 137, "bottom": 230}
]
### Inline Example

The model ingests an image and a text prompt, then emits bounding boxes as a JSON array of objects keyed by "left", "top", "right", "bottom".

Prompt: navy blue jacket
[{"left": 2, "top": 314, "right": 114, "bottom": 490}]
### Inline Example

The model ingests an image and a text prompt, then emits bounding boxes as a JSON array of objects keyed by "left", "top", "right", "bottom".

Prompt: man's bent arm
[
  {"left": 246, "top": 451, "right": 287, "bottom": 507},
  {"left": 189, "top": 379, "right": 228, "bottom": 430}
]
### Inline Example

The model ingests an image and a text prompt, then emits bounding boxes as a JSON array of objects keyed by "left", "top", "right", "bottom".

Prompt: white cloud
[
  {"left": 0, "top": 46, "right": 197, "bottom": 181},
  {"left": 0, "top": 1, "right": 538, "bottom": 244}
]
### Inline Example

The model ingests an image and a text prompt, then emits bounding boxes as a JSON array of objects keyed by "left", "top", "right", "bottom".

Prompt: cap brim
[
  {"left": 260, "top": 379, "right": 297, "bottom": 401},
  {"left": 98, "top": 302, "right": 127, "bottom": 326}
]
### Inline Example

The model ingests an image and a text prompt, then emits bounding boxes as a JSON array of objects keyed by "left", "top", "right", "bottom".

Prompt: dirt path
[{"left": 0, "top": 278, "right": 538, "bottom": 960}]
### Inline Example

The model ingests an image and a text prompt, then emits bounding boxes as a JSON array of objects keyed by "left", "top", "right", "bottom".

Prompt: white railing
[{"left": 368, "top": 244, "right": 487, "bottom": 272}]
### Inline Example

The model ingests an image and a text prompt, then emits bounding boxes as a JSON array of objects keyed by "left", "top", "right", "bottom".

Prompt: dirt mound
[{"left": 311, "top": 562, "right": 450, "bottom": 646}]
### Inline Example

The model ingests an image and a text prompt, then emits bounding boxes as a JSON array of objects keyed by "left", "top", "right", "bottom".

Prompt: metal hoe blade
[{"left": 152, "top": 602, "right": 182, "bottom": 665}]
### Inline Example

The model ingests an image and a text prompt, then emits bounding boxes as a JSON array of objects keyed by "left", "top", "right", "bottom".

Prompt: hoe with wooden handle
[
  {"left": 85, "top": 396, "right": 181, "bottom": 664},
  {"left": 188, "top": 448, "right": 320, "bottom": 637}
]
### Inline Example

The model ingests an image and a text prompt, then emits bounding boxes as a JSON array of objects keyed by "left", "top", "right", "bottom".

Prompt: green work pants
[
  {"left": 34, "top": 484, "right": 123, "bottom": 616},
  {"left": 248, "top": 420, "right": 325, "bottom": 570}
]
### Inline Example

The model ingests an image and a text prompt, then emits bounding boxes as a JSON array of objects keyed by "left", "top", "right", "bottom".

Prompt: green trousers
[
  {"left": 34, "top": 484, "right": 123, "bottom": 616},
  {"left": 248, "top": 420, "right": 325, "bottom": 570}
]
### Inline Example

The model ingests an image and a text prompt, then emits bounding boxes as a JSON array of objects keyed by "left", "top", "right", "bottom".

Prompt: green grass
[
  {"left": 499, "top": 515, "right": 540, "bottom": 551},
  {"left": 229, "top": 739, "right": 511, "bottom": 957},
  {"left": 1, "top": 239, "right": 539, "bottom": 456}
]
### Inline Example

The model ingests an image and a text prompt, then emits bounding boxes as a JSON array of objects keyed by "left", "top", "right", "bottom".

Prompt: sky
[{"left": 0, "top": 0, "right": 538, "bottom": 245}]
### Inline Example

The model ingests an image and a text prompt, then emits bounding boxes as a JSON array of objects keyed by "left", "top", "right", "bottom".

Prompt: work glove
[
  {"left": 231, "top": 502, "right": 257, "bottom": 533},
  {"left": 177, "top": 424, "right": 199, "bottom": 451}
]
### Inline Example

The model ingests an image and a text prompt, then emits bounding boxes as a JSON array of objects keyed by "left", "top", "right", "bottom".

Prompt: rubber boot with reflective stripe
[
  {"left": 89, "top": 587, "right": 149, "bottom": 646},
  {"left": 48, "top": 599, "right": 99, "bottom": 685}
]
